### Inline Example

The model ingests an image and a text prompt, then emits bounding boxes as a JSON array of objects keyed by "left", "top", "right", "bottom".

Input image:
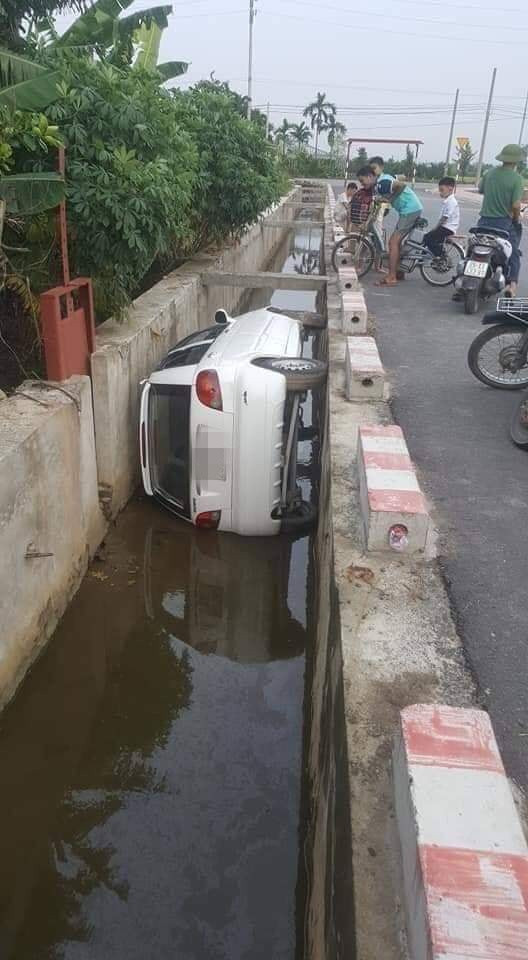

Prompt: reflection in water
[{"left": 0, "top": 225, "right": 322, "bottom": 960}]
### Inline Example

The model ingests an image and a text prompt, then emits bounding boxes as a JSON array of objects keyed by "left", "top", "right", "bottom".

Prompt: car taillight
[
  {"left": 196, "top": 510, "right": 221, "bottom": 530},
  {"left": 196, "top": 370, "right": 222, "bottom": 410}
]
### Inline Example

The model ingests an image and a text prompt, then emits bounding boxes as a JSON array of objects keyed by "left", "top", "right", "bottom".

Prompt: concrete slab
[{"left": 345, "top": 335, "right": 385, "bottom": 400}]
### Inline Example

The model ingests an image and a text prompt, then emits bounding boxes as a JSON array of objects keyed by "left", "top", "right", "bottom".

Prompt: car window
[
  {"left": 158, "top": 325, "right": 225, "bottom": 371},
  {"left": 149, "top": 384, "right": 191, "bottom": 516}
]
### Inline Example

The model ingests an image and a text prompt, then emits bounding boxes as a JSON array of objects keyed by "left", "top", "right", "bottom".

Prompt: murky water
[{"left": 0, "top": 224, "right": 324, "bottom": 959}]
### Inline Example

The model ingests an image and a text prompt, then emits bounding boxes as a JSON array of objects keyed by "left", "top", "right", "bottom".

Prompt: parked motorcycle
[
  {"left": 468, "top": 297, "right": 528, "bottom": 389},
  {"left": 454, "top": 227, "right": 512, "bottom": 315},
  {"left": 510, "top": 390, "right": 528, "bottom": 448}
]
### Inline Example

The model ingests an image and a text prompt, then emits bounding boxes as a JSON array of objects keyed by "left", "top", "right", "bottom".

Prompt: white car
[{"left": 139, "top": 306, "right": 327, "bottom": 536}]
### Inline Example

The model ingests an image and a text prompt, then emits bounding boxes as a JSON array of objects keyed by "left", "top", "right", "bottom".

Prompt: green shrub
[
  {"left": 283, "top": 149, "right": 345, "bottom": 179},
  {"left": 171, "top": 86, "right": 286, "bottom": 251},
  {"left": 46, "top": 60, "right": 198, "bottom": 316}
]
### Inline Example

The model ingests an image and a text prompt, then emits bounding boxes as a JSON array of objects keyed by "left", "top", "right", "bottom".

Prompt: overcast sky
[{"left": 56, "top": 0, "right": 528, "bottom": 163}]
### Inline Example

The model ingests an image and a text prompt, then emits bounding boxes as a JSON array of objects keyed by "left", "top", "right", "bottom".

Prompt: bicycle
[{"left": 332, "top": 201, "right": 465, "bottom": 287}]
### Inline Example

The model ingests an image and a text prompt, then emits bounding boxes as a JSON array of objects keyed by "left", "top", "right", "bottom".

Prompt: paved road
[{"left": 334, "top": 182, "right": 528, "bottom": 790}]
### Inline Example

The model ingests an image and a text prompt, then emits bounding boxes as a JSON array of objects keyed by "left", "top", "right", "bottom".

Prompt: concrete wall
[
  {"left": 91, "top": 189, "right": 300, "bottom": 517},
  {"left": 0, "top": 190, "right": 300, "bottom": 712},
  {"left": 0, "top": 377, "right": 105, "bottom": 710}
]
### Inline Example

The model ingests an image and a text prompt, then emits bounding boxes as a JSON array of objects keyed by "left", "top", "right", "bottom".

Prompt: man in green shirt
[{"left": 477, "top": 143, "right": 524, "bottom": 295}]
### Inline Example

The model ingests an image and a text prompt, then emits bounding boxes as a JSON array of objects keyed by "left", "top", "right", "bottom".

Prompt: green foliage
[
  {"left": 45, "top": 59, "right": 197, "bottom": 315},
  {"left": 0, "top": 0, "right": 82, "bottom": 49},
  {"left": 455, "top": 140, "right": 476, "bottom": 179},
  {"left": 303, "top": 91, "right": 337, "bottom": 156},
  {"left": 171, "top": 84, "right": 284, "bottom": 251},
  {"left": 283, "top": 149, "right": 345, "bottom": 179}
]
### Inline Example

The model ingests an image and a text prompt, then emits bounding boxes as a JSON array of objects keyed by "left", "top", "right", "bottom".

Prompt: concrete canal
[{"left": 0, "top": 222, "right": 349, "bottom": 959}]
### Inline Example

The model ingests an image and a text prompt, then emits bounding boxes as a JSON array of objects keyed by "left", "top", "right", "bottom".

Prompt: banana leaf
[
  {"left": 0, "top": 172, "right": 65, "bottom": 215},
  {"left": 0, "top": 48, "right": 47, "bottom": 88},
  {"left": 0, "top": 69, "right": 61, "bottom": 111},
  {"left": 156, "top": 60, "right": 188, "bottom": 81},
  {"left": 58, "top": 0, "right": 141, "bottom": 48}
]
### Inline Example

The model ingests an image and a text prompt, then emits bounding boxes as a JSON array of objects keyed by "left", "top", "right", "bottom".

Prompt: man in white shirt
[{"left": 423, "top": 176, "right": 460, "bottom": 257}]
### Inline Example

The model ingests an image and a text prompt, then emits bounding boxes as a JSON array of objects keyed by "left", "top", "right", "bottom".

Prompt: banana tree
[
  {"left": 0, "top": 50, "right": 65, "bottom": 215},
  {"left": 55, "top": 0, "right": 188, "bottom": 79}
]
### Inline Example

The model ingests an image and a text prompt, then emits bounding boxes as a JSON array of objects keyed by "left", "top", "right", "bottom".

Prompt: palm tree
[
  {"left": 303, "top": 91, "right": 336, "bottom": 156},
  {"left": 274, "top": 118, "right": 292, "bottom": 158},
  {"left": 326, "top": 115, "right": 346, "bottom": 149},
  {"left": 290, "top": 121, "right": 311, "bottom": 152}
]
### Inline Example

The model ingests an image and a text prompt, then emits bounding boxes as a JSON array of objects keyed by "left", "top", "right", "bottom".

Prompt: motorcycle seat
[{"left": 469, "top": 226, "right": 511, "bottom": 241}]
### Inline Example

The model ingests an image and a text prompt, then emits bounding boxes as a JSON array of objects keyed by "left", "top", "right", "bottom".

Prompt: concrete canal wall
[{"left": 0, "top": 189, "right": 299, "bottom": 711}]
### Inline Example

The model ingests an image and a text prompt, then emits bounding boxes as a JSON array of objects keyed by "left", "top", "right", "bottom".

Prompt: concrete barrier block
[
  {"left": 393, "top": 704, "right": 528, "bottom": 960},
  {"left": 338, "top": 265, "right": 359, "bottom": 292},
  {"left": 345, "top": 336, "right": 385, "bottom": 400},
  {"left": 342, "top": 290, "right": 367, "bottom": 334},
  {"left": 357, "top": 424, "right": 430, "bottom": 552}
]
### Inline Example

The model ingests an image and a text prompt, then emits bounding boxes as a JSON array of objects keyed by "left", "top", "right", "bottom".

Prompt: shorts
[{"left": 394, "top": 211, "right": 421, "bottom": 235}]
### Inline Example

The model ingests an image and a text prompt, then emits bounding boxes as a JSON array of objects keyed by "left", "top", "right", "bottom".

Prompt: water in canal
[{"left": 0, "top": 224, "right": 324, "bottom": 959}]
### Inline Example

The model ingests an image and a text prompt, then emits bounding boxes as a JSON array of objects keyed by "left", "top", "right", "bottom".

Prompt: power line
[
  {"left": 260, "top": 9, "right": 528, "bottom": 45},
  {"left": 278, "top": 0, "right": 528, "bottom": 33}
]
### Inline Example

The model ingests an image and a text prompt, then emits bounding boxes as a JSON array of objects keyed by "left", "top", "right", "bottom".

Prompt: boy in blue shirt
[{"left": 357, "top": 166, "right": 423, "bottom": 284}]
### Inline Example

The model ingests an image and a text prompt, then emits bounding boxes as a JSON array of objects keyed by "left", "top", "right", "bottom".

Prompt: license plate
[{"left": 464, "top": 260, "right": 488, "bottom": 278}]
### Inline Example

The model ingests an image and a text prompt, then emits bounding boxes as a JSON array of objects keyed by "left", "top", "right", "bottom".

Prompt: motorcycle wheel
[
  {"left": 468, "top": 324, "right": 528, "bottom": 390},
  {"left": 463, "top": 286, "right": 479, "bottom": 315},
  {"left": 510, "top": 393, "right": 528, "bottom": 448}
]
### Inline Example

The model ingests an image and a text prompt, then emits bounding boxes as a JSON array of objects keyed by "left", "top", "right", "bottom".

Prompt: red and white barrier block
[
  {"left": 394, "top": 704, "right": 528, "bottom": 960},
  {"left": 342, "top": 290, "right": 367, "bottom": 335},
  {"left": 357, "top": 424, "right": 430, "bottom": 551},
  {"left": 346, "top": 336, "right": 385, "bottom": 400}
]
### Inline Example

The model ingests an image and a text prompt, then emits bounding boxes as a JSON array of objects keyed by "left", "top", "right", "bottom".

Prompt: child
[
  {"left": 423, "top": 177, "right": 460, "bottom": 258},
  {"left": 335, "top": 181, "right": 358, "bottom": 227}
]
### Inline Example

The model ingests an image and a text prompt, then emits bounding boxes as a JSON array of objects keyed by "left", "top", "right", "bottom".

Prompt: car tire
[
  {"left": 253, "top": 356, "right": 328, "bottom": 391},
  {"left": 280, "top": 500, "right": 318, "bottom": 534}
]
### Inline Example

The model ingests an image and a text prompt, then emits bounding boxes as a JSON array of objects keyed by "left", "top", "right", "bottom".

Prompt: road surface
[{"left": 335, "top": 181, "right": 528, "bottom": 791}]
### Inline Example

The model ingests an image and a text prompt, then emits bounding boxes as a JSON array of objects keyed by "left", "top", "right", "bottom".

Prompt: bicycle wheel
[
  {"left": 331, "top": 233, "right": 375, "bottom": 278},
  {"left": 419, "top": 240, "right": 465, "bottom": 287}
]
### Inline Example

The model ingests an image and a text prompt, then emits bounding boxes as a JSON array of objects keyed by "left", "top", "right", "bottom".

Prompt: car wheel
[
  {"left": 253, "top": 356, "right": 328, "bottom": 391},
  {"left": 280, "top": 500, "right": 318, "bottom": 534}
]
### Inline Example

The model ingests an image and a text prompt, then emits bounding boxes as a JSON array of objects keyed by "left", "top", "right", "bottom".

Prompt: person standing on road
[
  {"left": 373, "top": 175, "right": 423, "bottom": 286},
  {"left": 369, "top": 156, "right": 394, "bottom": 269},
  {"left": 477, "top": 144, "right": 524, "bottom": 296},
  {"left": 423, "top": 177, "right": 460, "bottom": 257}
]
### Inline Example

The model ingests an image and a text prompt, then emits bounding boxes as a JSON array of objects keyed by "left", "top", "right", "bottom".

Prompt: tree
[
  {"left": 274, "top": 118, "right": 291, "bottom": 157},
  {"left": 303, "top": 91, "right": 336, "bottom": 157},
  {"left": 0, "top": 0, "right": 82, "bottom": 50},
  {"left": 326, "top": 115, "right": 345, "bottom": 149},
  {"left": 289, "top": 121, "right": 311, "bottom": 152},
  {"left": 455, "top": 140, "right": 476, "bottom": 180},
  {"left": 404, "top": 144, "right": 415, "bottom": 180},
  {"left": 349, "top": 146, "right": 368, "bottom": 174}
]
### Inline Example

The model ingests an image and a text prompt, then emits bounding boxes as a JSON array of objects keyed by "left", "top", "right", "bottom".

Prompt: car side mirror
[{"left": 215, "top": 309, "right": 229, "bottom": 325}]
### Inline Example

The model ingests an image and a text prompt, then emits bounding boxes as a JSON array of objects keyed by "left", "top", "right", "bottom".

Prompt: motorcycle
[
  {"left": 454, "top": 227, "right": 512, "bottom": 315},
  {"left": 468, "top": 297, "right": 528, "bottom": 390}
]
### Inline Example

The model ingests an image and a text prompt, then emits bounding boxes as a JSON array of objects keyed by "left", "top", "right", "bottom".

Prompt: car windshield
[
  {"left": 149, "top": 384, "right": 191, "bottom": 517},
  {"left": 158, "top": 325, "right": 226, "bottom": 370}
]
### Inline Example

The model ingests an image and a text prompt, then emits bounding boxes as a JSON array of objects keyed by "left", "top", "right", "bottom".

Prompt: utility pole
[
  {"left": 265, "top": 101, "right": 270, "bottom": 139},
  {"left": 475, "top": 67, "right": 497, "bottom": 186},
  {"left": 519, "top": 89, "right": 528, "bottom": 146},
  {"left": 444, "top": 88, "right": 459, "bottom": 176},
  {"left": 247, "top": 0, "right": 255, "bottom": 120}
]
